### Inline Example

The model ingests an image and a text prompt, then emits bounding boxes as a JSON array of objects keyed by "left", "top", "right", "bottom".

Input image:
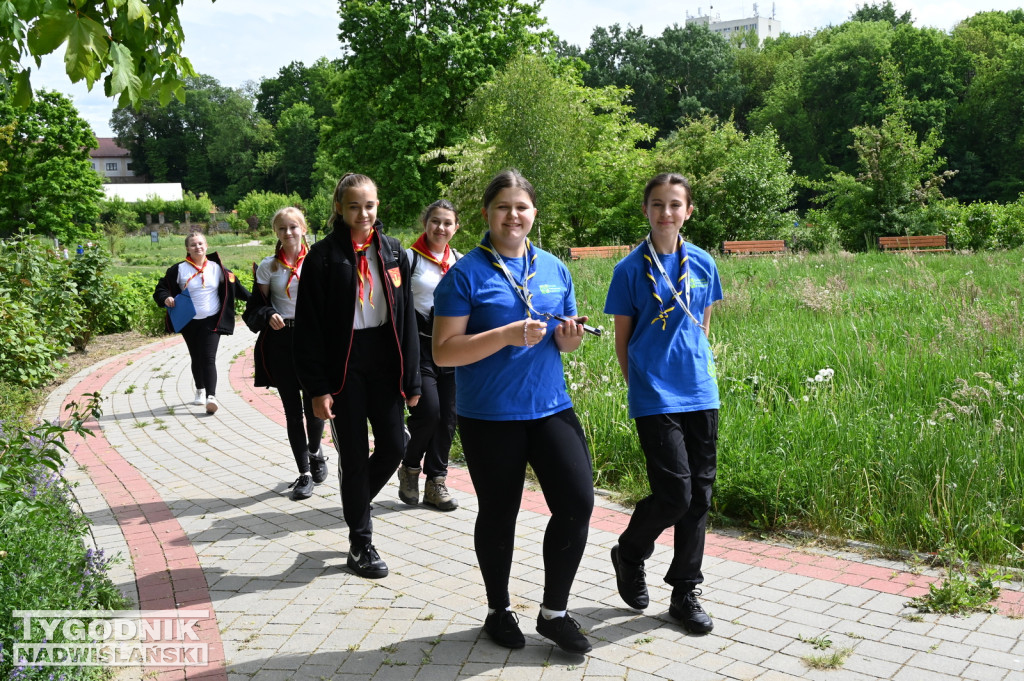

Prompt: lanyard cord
[
  {"left": 643, "top": 234, "right": 705, "bottom": 330},
  {"left": 478, "top": 232, "right": 538, "bottom": 318}
]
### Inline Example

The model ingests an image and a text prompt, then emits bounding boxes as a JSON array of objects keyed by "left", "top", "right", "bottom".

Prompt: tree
[
  {"left": 812, "top": 63, "right": 955, "bottom": 249},
  {"left": 850, "top": 1, "right": 914, "bottom": 26},
  {"left": 430, "top": 54, "right": 653, "bottom": 252},
  {"left": 0, "top": 88, "right": 103, "bottom": 244},
  {"left": 581, "top": 23, "right": 741, "bottom": 139},
  {"left": 0, "top": 0, "right": 199, "bottom": 108},
  {"left": 256, "top": 59, "right": 342, "bottom": 125},
  {"left": 653, "top": 115, "right": 797, "bottom": 250},
  {"left": 316, "top": 0, "right": 549, "bottom": 230},
  {"left": 112, "top": 75, "right": 275, "bottom": 206}
]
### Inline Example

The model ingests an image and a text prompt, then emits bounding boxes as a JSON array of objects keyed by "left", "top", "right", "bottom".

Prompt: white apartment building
[{"left": 686, "top": 6, "right": 782, "bottom": 46}]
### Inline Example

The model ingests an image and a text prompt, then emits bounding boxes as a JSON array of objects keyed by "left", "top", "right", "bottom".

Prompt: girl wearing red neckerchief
[
  {"left": 154, "top": 231, "right": 250, "bottom": 415},
  {"left": 293, "top": 173, "right": 421, "bottom": 580},
  {"left": 396, "top": 200, "right": 462, "bottom": 512},
  {"left": 244, "top": 207, "right": 327, "bottom": 502}
]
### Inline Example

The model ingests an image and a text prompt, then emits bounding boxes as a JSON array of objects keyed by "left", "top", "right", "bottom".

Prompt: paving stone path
[{"left": 43, "top": 330, "right": 1024, "bottom": 681}]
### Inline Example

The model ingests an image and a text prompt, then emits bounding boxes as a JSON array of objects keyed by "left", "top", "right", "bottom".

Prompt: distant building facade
[
  {"left": 89, "top": 138, "right": 141, "bottom": 183},
  {"left": 686, "top": 6, "right": 782, "bottom": 46}
]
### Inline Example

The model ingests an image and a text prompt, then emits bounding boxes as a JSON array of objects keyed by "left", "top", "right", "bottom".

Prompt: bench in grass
[
  {"left": 722, "top": 239, "right": 787, "bottom": 256},
  {"left": 878, "top": 235, "right": 950, "bottom": 253},
  {"left": 568, "top": 245, "right": 633, "bottom": 260}
]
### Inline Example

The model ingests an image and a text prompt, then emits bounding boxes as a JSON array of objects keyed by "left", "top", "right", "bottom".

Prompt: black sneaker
[
  {"left": 669, "top": 589, "right": 714, "bottom": 634},
  {"left": 535, "top": 613, "right": 592, "bottom": 654},
  {"left": 288, "top": 473, "right": 314, "bottom": 501},
  {"left": 611, "top": 545, "right": 649, "bottom": 609},
  {"left": 483, "top": 609, "right": 525, "bottom": 649},
  {"left": 309, "top": 451, "right": 328, "bottom": 484},
  {"left": 347, "top": 543, "right": 388, "bottom": 579}
]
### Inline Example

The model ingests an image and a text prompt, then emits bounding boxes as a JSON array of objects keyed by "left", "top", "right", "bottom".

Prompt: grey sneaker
[
  {"left": 191, "top": 389, "right": 205, "bottom": 405},
  {"left": 423, "top": 476, "right": 458, "bottom": 511},
  {"left": 397, "top": 464, "right": 420, "bottom": 505},
  {"left": 309, "top": 451, "right": 328, "bottom": 484}
]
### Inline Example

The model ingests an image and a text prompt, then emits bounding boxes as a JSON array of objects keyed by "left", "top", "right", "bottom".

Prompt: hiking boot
[
  {"left": 535, "top": 612, "right": 592, "bottom": 654},
  {"left": 423, "top": 476, "right": 458, "bottom": 511},
  {"left": 205, "top": 395, "right": 218, "bottom": 414},
  {"left": 397, "top": 464, "right": 420, "bottom": 505},
  {"left": 288, "top": 473, "right": 314, "bottom": 501},
  {"left": 192, "top": 389, "right": 205, "bottom": 405},
  {"left": 669, "top": 589, "right": 714, "bottom": 634},
  {"left": 611, "top": 545, "right": 649, "bottom": 609},
  {"left": 483, "top": 609, "right": 525, "bottom": 649},
  {"left": 347, "top": 543, "right": 388, "bottom": 579},
  {"left": 309, "top": 451, "right": 328, "bottom": 484}
]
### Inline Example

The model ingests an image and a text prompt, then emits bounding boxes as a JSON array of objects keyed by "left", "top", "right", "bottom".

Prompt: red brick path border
[{"left": 63, "top": 336, "right": 226, "bottom": 681}]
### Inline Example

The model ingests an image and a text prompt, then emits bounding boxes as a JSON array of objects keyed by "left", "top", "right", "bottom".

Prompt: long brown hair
[{"left": 327, "top": 173, "right": 377, "bottom": 231}]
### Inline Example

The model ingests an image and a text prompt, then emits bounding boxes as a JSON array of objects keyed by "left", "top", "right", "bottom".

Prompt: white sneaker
[
  {"left": 206, "top": 395, "right": 218, "bottom": 414},
  {"left": 192, "top": 389, "right": 205, "bottom": 405}
]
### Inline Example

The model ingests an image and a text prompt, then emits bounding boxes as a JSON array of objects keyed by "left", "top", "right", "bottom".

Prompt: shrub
[
  {"left": 0, "top": 395, "right": 129, "bottom": 680},
  {"left": 233, "top": 190, "right": 303, "bottom": 235}
]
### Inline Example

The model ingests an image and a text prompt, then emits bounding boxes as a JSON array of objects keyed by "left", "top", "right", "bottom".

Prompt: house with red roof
[{"left": 90, "top": 138, "right": 139, "bottom": 182}]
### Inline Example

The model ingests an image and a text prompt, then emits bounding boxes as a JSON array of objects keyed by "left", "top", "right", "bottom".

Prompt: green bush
[
  {"left": 233, "top": 190, "right": 304, "bottom": 235},
  {"left": 127, "top": 191, "right": 216, "bottom": 226},
  {"left": 945, "top": 196, "right": 1024, "bottom": 250}
]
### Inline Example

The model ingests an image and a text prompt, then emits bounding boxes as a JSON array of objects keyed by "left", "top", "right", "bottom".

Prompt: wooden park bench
[
  {"left": 722, "top": 239, "right": 787, "bottom": 256},
  {"left": 568, "top": 244, "right": 633, "bottom": 260},
  {"left": 878, "top": 235, "right": 950, "bottom": 253}
]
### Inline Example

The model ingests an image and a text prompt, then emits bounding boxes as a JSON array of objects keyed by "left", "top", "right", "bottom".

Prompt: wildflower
[
  {"left": 926, "top": 420, "right": 937, "bottom": 426},
  {"left": 802, "top": 395, "right": 810, "bottom": 402}
]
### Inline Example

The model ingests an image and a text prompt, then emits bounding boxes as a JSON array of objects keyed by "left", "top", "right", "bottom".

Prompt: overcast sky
[{"left": 29, "top": 0, "right": 1024, "bottom": 138}]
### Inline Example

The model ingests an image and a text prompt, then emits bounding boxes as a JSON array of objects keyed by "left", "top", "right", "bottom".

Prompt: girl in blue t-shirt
[
  {"left": 603, "top": 172, "right": 723, "bottom": 636},
  {"left": 432, "top": 170, "right": 594, "bottom": 655}
]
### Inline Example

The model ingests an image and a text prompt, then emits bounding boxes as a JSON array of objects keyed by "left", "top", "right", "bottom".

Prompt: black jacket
[
  {"left": 153, "top": 252, "right": 251, "bottom": 334},
  {"left": 242, "top": 262, "right": 280, "bottom": 388},
  {"left": 293, "top": 222, "right": 420, "bottom": 400}
]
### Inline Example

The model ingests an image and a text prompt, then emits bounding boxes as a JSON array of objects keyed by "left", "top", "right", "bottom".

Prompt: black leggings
[
  {"left": 403, "top": 339, "right": 456, "bottom": 478},
  {"left": 181, "top": 316, "right": 220, "bottom": 395},
  {"left": 459, "top": 409, "right": 594, "bottom": 611},
  {"left": 261, "top": 327, "right": 324, "bottom": 474}
]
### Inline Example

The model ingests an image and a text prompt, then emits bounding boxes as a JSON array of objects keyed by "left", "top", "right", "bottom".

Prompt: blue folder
[{"left": 168, "top": 291, "right": 197, "bottom": 333}]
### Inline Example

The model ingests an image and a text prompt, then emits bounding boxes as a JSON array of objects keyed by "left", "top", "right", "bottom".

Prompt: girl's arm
[
  {"left": 703, "top": 305, "right": 713, "bottom": 338},
  {"left": 433, "top": 315, "right": 548, "bottom": 367},
  {"left": 613, "top": 315, "right": 634, "bottom": 385},
  {"left": 257, "top": 283, "right": 285, "bottom": 330}
]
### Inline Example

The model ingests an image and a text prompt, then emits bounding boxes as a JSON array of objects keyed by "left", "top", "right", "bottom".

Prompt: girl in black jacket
[
  {"left": 293, "top": 173, "right": 420, "bottom": 579},
  {"left": 154, "top": 231, "right": 250, "bottom": 414},
  {"left": 243, "top": 207, "right": 327, "bottom": 501}
]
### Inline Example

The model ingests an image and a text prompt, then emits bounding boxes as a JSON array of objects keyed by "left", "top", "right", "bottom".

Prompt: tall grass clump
[{"left": 568, "top": 249, "right": 1024, "bottom": 567}]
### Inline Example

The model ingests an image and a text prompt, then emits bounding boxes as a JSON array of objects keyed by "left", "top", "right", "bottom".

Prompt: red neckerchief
[
  {"left": 184, "top": 256, "right": 208, "bottom": 288},
  {"left": 410, "top": 234, "right": 451, "bottom": 274},
  {"left": 275, "top": 243, "right": 307, "bottom": 299},
  {"left": 352, "top": 231, "right": 375, "bottom": 308}
]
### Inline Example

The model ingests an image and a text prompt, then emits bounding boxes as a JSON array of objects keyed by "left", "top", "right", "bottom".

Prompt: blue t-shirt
[
  {"left": 604, "top": 241, "right": 723, "bottom": 419},
  {"left": 433, "top": 245, "right": 577, "bottom": 421}
]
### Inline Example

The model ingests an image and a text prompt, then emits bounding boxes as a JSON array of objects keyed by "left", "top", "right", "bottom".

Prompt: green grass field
[
  {"left": 572, "top": 250, "right": 1024, "bottom": 567},
  {"left": 118, "top": 233, "right": 1024, "bottom": 567}
]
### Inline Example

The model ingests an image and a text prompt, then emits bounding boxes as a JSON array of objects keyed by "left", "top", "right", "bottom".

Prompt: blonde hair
[{"left": 270, "top": 206, "right": 309, "bottom": 271}]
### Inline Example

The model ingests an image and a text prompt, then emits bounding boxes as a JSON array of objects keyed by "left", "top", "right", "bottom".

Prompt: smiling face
[
  {"left": 482, "top": 188, "right": 537, "bottom": 257},
  {"left": 185, "top": 233, "right": 208, "bottom": 263},
  {"left": 642, "top": 182, "right": 693, "bottom": 237},
  {"left": 336, "top": 183, "right": 379, "bottom": 239},
  {"left": 423, "top": 207, "right": 459, "bottom": 252},
  {"left": 273, "top": 210, "right": 307, "bottom": 254}
]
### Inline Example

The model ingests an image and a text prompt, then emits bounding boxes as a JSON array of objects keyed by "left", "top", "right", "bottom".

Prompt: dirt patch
[{"left": 49, "top": 331, "right": 163, "bottom": 389}]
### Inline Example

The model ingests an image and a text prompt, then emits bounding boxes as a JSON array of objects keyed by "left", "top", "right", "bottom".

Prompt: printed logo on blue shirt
[
  {"left": 538, "top": 284, "right": 564, "bottom": 294},
  {"left": 707, "top": 358, "right": 717, "bottom": 381},
  {"left": 691, "top": 276, "right": 710, "bottom": 289}
]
